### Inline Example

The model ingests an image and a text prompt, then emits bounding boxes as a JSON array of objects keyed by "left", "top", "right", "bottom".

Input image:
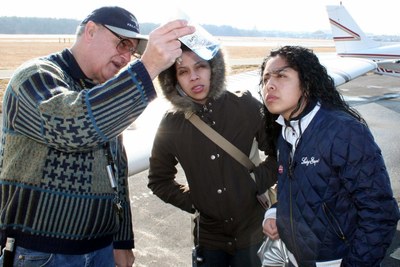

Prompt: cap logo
[{"left": 127, "top": 22, "right": 137, "bottom": 28}]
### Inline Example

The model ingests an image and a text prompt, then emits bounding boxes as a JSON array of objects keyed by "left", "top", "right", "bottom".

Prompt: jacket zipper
[{"left": 289, "top": 168, "right": 301, "bottom": 261}]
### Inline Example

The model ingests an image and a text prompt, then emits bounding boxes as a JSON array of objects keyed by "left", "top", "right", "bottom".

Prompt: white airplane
[
  {"left": 124, "top": 55, "right": 376, "bottom": 176},
  {"left": 326, "top": 4, "right": 400, "bottom": 77}
]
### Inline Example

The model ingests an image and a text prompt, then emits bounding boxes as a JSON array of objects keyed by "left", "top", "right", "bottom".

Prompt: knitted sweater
[{"left": 0, "top": 49, "right": 156, "bottom": 254}]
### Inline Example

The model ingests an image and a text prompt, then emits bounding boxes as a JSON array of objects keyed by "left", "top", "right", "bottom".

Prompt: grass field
[{"left": 0, "top": 36, "right": 335, "bottom": 112}]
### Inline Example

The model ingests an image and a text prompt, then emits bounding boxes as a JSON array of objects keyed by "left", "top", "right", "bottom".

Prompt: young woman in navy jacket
[{"left": 260, "top": 45, "right": 399, "bottom": 267}]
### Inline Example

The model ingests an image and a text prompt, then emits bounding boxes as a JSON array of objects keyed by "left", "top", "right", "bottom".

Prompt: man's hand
[
  {"left": 263, "top": 218, "right": 280, "bottom": 240},
  {"left": 140, "top": 19, "right": 195, "bottom": 79},
  {"left": 114, "top": 249, "right": 135, "bottom": 267}
]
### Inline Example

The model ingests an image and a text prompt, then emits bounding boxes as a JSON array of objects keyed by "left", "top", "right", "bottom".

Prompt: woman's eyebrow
[
  {"left": 264, "top": 65, "right": 291, "bottom": 76},
  {"left": 271, "top": 65, "right": 291, "bottom": 74}
]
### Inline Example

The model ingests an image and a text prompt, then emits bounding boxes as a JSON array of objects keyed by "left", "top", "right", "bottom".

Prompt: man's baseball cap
[{"left": 80, "top": 6, "right": 148, "bottom": 55}]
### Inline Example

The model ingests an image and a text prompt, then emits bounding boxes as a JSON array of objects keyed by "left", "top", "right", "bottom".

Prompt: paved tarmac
[{"left": 127, "top": 72, "right": 400, "bottom": 266}]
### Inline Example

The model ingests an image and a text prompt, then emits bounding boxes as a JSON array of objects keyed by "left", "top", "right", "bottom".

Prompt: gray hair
[{"left": 75, "top": 24, "right": 86, "bottom": 37}]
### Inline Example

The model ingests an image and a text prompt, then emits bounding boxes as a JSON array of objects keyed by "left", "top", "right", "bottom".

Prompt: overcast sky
[{"left": 1, "top": 0, "right": 398, "bottom": 35}]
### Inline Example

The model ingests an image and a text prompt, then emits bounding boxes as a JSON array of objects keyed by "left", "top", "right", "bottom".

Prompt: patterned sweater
[{"left": 0, "top": 49, "right": 156, "bottom": 254}]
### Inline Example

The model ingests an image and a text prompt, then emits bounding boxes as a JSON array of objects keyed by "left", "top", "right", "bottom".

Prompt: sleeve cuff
[{"left": 262, "top": 207, "right": 277, "bottom": 226}]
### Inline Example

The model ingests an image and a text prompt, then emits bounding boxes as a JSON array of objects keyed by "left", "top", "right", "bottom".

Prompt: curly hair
[{"left": 258, "top": 46, "right": 366, "bottom": 127}]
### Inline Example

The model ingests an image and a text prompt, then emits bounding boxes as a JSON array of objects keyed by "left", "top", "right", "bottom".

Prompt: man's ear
[{"left": 84, "top": 21, "right": 98, "bottom": 41}]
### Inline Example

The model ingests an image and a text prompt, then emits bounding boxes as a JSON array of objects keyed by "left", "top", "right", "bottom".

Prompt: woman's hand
[{"left": 262, "top": 218, "right": 280, "bottom": 240}]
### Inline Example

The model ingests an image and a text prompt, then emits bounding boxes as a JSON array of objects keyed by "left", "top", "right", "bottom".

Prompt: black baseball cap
[{"left": 81, "top": 6, "right": 148, "bottom": 55}]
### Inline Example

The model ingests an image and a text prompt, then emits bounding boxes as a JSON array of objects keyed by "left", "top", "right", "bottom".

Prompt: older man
[{"left": 0, "top": 6, "right": 194, "bottom": 267}]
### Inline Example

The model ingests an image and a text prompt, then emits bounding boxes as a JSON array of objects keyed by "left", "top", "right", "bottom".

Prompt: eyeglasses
[{"left": 103, "top": 25, "right": 138, "bottom": 57}]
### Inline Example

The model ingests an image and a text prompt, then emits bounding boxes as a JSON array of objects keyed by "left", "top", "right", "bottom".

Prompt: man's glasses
[{"left": 103, "top": 25, "right": 139, "bottom": 57}]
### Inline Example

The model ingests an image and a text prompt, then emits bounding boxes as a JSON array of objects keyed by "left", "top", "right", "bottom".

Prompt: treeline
[
  {"left": 0, "top": 17, "right": 158, "bottom": 35},
  {"left": 0, "top": 17, "right": 79, "bottom": 34},
  {"left": 0, "top": 16, "right": 332, "bottom": 39}
]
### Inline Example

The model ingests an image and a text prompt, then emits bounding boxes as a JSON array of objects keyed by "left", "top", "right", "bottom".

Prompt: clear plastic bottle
[{"left": 174, "top": 8, "right": 220, "bottom": 60}]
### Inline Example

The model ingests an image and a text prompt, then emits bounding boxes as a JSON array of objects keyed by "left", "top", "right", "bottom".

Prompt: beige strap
[{"left": 185, "top": 112, "right": 255, "bottom": 171}]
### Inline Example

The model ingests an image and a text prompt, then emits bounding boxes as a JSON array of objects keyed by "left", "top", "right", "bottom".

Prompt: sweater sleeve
[{"left": 8, "top": 60, "right": 156, "bottom": 152}]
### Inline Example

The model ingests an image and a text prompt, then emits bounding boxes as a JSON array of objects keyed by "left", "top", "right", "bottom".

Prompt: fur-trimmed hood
[{"left": 157, "top": 49, "right": 227, "bottom": 113}]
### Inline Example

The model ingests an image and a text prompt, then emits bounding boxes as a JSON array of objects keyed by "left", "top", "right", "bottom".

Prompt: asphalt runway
[{"left": 127, "top": 72, "right": 400, "bottom": 266}]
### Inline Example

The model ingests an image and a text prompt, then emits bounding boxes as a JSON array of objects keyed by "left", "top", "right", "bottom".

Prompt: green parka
[{"left": 148, "top": 49, "right": 277, "bottom": 253}]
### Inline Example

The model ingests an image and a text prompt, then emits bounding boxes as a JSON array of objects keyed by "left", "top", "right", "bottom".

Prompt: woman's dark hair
[{"left": 259, "top": 45, "right": 366, "bottom": 125}]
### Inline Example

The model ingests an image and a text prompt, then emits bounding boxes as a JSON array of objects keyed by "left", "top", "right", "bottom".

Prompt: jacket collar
[{"left": 277, "top": 103, "right": 321, "bottom": 147}]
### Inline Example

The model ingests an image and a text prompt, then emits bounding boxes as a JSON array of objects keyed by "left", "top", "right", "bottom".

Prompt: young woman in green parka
[{"left": 147, "top": 44, "right": 279, "bottom": 266}]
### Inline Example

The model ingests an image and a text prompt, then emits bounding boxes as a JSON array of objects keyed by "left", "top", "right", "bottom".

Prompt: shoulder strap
[{"left": 185, "top": 112, "right": 255, "bottom": 171}]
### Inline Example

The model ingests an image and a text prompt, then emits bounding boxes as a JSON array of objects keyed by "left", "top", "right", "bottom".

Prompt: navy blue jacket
[{"left": 276, "top": 106, "right": 400, "bottom": 266}]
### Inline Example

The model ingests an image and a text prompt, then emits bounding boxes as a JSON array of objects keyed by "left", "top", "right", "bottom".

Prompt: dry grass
[
  {"left": 0, "top": 39, "right": 72, "bottom": 70},
  {"left": 0, "top": 40, "right": 268, "bottom": 108},
  {"left": 0, "top": 37, "right": 335, "bottom": 112},
  {"left": 0, "top": 39, "right": 73, "bottom": 110},
  {"left": 0, "top": 40, "right": 271, "bottom": 70}
]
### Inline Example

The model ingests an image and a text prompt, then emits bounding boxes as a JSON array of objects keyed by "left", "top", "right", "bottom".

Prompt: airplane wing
[
  {"left": 123, "top": 97, "right": 170, "bottom": 175},
  {"left": 124, "top": 55, "right": 376, "bottom": 176},
  {"left": 323, "top": 57, "right": 377, "bottom": 86}
]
